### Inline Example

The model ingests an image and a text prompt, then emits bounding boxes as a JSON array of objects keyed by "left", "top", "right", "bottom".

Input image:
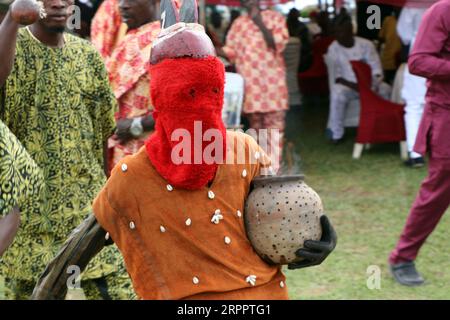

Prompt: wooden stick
[{"left": 31, "top": 214, "right": 108, "bottom": 300}]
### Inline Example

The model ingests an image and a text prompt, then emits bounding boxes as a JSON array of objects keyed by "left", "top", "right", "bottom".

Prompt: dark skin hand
[
  {"left": 115, "top": 114, "right": 155, "bottom": 144},
  {"left": 288, "top": 215, "right": 337, "bottom": 269},
  {"left": 335, "top": 77, "right": 358, "bottom": 91},
  {"left": 215, "top": 46, "right": 227, "bottom": 59},
  {"left": 336, "top": 73, "right": 383, "bottom": 92},
  {"left": 115, "top": 118, "right": 134, "bottom": 143}
]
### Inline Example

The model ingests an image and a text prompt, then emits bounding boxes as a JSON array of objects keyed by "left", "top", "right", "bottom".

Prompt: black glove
[{"left": 288, "top": 215, "right": 337, "bottom": 270}]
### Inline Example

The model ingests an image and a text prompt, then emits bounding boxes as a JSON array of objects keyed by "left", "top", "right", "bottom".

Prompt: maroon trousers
[
  {"left": 390, "top": 103, "right": 450, "bottom": 264},
  {"left": 390, "top": 156, "right": 450, "bottom": 264}
]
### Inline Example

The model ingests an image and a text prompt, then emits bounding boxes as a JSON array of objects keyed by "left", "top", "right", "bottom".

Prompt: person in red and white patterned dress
[
  {"left": 105, "top": 0, "right": 162, "bottom": 174},
  {"left": 217, "top": 0, "right": 289, "bottom": 172},
  {"left": 91, "top": 0, "right": 127, "bottom": 59}
]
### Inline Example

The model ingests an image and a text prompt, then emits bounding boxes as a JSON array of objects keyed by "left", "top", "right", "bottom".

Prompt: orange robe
[{"left": 93, "top": 131, "right": 289, "bottom": 300}]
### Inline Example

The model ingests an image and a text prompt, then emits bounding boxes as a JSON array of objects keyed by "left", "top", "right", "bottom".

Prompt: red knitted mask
[{"left": 145, "top": 57, "right": 226, "bottom": 190}]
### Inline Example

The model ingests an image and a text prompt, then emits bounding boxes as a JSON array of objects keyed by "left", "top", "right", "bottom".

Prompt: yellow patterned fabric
[
  {"left": 0, "top": 120, "right": 43, "bottom": 217},
  {"left": 0, "top": 28, "right": 126, "bottom": 285}
]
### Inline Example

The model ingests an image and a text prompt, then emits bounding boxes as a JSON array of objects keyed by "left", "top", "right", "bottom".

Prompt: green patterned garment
[
  {"left": 0, "top": 28, "right": 122, "bottom": 282},
  {"left": 0, "top": 120, "right": 43, "bottom": 217}
]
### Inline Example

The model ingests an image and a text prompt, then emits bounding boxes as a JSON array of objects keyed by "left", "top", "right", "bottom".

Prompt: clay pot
[
  {"left": 244, "top": 175, "right": 323, "bottom": 265},
  {"left": 150, "top": 23, "right": 216, "bottom": 65},
  {"left": 10, "top": 0, "right": 42, "bottom": 25}
]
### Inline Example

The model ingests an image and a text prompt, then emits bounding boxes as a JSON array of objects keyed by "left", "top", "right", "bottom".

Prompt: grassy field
[
  {"left": 283, "top": 97, "right": 450, "bottom": 300},
  {"left": 1, "top": 97, "right": 448, "bottom": 300}
]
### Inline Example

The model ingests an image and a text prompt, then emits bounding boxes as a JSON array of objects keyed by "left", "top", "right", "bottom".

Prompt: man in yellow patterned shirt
[
  {"left": 0, "top": 0, "right": 132, "bottom": 299},
  {"left": 0, "top": 120, "right": 43, "bottom": 257}
]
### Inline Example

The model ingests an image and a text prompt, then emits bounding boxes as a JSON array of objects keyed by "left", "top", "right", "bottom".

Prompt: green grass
[
  {"left": 283, "top": 96, "right": 450, "bottom": 300},
  {"left": 1, "top": 97, "right": 448, "bottom": 300}
]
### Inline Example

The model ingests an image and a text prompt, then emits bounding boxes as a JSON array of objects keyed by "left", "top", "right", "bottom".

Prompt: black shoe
[
  {"left": 404, "top": 157, "right": 425, "bottom": 168},
  {"left": 330, "top": 138, "right": 344, "bottom": 145},
  {"left": 390, "top": 261, "right": 425, "bottom": 286},
  {"left": 326, "top": 129, "right": 344, "bottom": 145}
]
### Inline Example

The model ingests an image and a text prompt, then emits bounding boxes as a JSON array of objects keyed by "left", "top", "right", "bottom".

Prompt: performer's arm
[
  {"left": 0, "top": 11, "right": 20, "bottom": 88},
  {"left": 408, "top": 4, "right": 450, "bottom": 80},
  {"left": 31, "top": 214, "right": 110, "bottom": 300},
  {"left": 0, "top": 206, "right": 20, "bottom": 256}
]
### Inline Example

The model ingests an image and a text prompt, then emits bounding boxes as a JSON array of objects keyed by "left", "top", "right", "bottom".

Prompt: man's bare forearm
[{"left": 0, "top": 11, "right": 20, "bottom": 88}]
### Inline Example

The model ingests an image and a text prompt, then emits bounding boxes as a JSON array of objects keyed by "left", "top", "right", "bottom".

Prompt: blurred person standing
[
  {"left": 217, "top": 0, "right": 289, "bottom": 171},
  {"left": 208, "top": 9, "right": 225, "bottom": 45},
  {"left": 378, "top": 10, "right": 402, "bottom": 84},
  {"left": 224, "top": 9, "right": 240, "bottom": 40},
  {"left": 91, "top": 0, "right": 127, "bottom": 58},
  {"left": 389, "top": 0, "right": 450, "bottom": 287},
  {"left": 285, "top": 8, "right": 301, "bottom": 108},
  {"left": 105, "top": 0, "right": 160, "bottom": 173},
  {"left": 397, "top": 6, "right": 427, "bottom": 168},
  {"left": 307, "top": 10, "right": 321, "bottom": 38},
  {"left": 287, "top": 8, "right": 312, "bottom": 73}
]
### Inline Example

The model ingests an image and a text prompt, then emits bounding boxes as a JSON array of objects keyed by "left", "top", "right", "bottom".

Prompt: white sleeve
[
  {"left": 326, "top": 43, "right": 342, "bottom": 80},
  {"left": 365, "top": 41, "right": 383, "bottom": 80}
]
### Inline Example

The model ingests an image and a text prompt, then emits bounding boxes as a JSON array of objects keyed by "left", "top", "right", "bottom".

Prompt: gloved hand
[{"left": 288, "top": 215, "right": 337, "bottom": 270}]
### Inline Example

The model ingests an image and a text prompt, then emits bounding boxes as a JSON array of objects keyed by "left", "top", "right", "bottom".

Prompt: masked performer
[{"left": 32, "top": 0, "right": 337, "bottom": 300}]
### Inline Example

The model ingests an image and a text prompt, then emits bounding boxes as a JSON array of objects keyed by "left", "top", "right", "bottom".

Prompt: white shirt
[
  {"left": 397, "top": 7, "right": 427, "bottom": 104},
  {"left": 396, "top": 7, "right": 427, "bottom": 47},
  {"left": 327, "top": 36, "right": 383, "bottom": 84}
]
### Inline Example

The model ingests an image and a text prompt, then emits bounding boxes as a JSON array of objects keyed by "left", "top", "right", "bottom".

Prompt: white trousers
[
  {"left": 404, "top": 102, "right": 425, "bottom": 159},
  {"left": 402, "top": 65, "right": 426, "bottom": 159},
  {"left": 328, "top": 84, "right": 359, "bottom": 140},
  {"left": 327, "top": 83, "right": 391, "bottom": 140}
]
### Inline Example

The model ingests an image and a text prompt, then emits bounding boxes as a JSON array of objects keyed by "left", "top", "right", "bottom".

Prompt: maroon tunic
[{"left": 409, "top": 0, "right": 450, "bottom": 158}]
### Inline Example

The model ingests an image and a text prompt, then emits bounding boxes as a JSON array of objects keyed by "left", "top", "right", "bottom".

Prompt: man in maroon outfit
[{"left": 389, "top": 0, "right": 450, "bottom": 286}]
